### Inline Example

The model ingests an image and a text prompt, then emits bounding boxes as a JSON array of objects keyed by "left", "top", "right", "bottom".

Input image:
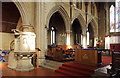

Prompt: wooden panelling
[
  {"left": 112, "top": 52, "right": 120, "bottom": 69},
  {"left": 47, "top": 45, "right": 80, "bottom": 61},
  {"left": 75, "top": 49, "right": 101, "bottom": 66},
  {"left": 110, "top": 44, "right": 120, "bottom": 52}
]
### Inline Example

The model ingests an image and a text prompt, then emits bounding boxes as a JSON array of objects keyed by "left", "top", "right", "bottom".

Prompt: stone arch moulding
[
  {"left": 88, "top": 19, "right": 98, "bottom": 37},
  {"left": 46, "top": 5, "right": 70, "bottom": 31},
  {"left": 12, "top": 0, "right": 30, "bottom": 25},
  {"left": 72, "top": 13, "right": 87, "bottom": 34},
  {"left": 87, "top": 17, "right": 93, "bottom": 25}
]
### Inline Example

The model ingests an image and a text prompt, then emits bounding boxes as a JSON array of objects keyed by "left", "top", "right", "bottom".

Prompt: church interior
[{"left": 0, "top": 0, "right": 120, "bottom": 77}]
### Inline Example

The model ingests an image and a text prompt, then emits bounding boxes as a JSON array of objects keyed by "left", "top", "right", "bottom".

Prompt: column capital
[
  {"left": 20, "top": 24, "right": 34, "bottom": 32},
  {"left": 65, "top": 30, "right": 71, "bottom": 34},
  {"left": 82, "top": 33, "right": 87, "bottom": 36},
  {"left": 82, "top": 28, "right": 87, "bottom": 35}
]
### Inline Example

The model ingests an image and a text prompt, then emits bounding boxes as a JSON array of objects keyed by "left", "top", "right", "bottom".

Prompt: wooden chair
[{"left": 107, "top": 51, "right": 120, "bottom": 78}]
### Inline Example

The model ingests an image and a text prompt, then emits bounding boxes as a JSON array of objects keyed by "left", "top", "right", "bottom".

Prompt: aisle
[{"left": 0, "top": 62, "right": 65, "bottom": 77}]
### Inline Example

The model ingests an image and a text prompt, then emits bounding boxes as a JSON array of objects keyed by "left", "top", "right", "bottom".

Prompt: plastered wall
[{"left": 0, "top": 32, "right": 14, "bottom": 50}]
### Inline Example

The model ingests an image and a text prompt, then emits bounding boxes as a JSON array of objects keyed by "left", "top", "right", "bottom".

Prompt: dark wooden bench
[
  {"left": 107, "top": 51, "right": 120, "bottom": 78},
  {"left": 46, "top": 45, "right": 79, "bottom": 61}
]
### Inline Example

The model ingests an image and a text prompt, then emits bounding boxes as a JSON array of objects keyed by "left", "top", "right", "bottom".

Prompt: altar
[{"left": 75, "top": 48, "right": 102, "bottom": 66}]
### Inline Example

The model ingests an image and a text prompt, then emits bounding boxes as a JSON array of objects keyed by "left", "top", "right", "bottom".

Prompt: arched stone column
[
  {"left": 46, "top": 5, "right": 70, "bottom": 31},
  {"left": 34, "top": 2, "right": 47, "bottom": 65},
  {"left": 13, "top": 0, "right": 31, "bottom": 25},
  {"left": 94, "top": 34, "right": 98, "bottom": 47},
  {"left": 66, "top": 30, "right": 71, "bottom": 45},
  {"left": 72, "top": 13, "right": 86, "bottom": 32},
  {"left": 46, "top": 5, "right": 70, "bottom": 45},
  {"left": 105, "top": 4, "right": 110, "bottom": 36},
  {"left": 88, "top": 19, "right": 98, "bottom": 47},
  {"left": 82, "top": 27, "right": 87, "bottom": 48},
  {"left": 71, "top": 13, "right": 87, "bottom": 46}
]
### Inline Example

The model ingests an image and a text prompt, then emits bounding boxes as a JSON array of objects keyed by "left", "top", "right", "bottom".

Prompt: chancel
[{"left": 0, "top": 0, "right": 120, "bottom": 77}]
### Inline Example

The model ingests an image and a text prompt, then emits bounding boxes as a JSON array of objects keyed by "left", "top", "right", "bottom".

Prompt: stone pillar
[
  {"left": 82, "top": 27, "right": 87, "bottom": 48},
  {"left": 82, "top": 33, "right": 87, "bottom": 48},
  {"left": 94, "top": 35, "right": 98, "bottom": 47},
  {"left": 35, "top": 2, "right": 46, "bottom": 66},
  {"left": 44, "top": 25, "right": 48, "bottom": 56},
  {"left": 66, "top": 30, "right": 71, "bottom": 45},
  {"left": 105, "top": 5, "right": 110, "bottom": 36}
]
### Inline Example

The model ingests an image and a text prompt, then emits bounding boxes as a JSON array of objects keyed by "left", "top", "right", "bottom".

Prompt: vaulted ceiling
[
  {"left": 2, "top": 2, "right": 20, "bottom": 33},
  {"left": 95, "top": 2, "right": 115, "bottom": 13}
]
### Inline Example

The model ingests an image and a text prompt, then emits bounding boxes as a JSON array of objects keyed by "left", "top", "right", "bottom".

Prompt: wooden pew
[
  {"left": 107, "top": 51, "right": 120, "bottom": 78},
  {"left": 47, "top": 45, "right": 79, "bottom": 61},
  {"left": 112, "top": 51, "right": 120, "bottom": 69},
  {"left": 54, "top": 49, "right": 64, "bottom": 61}
]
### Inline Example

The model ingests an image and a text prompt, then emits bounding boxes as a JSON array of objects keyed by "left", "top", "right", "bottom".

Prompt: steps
[
  {"left": 59, "top": 66, "right": 92, "bottom": 75},
  {"left": 40, "top": 60, "right": 63, "bottom": 71},
  {"left": 55, "top": 62, "right": 97, "bottom": 77},
  {"left": 56, "top": 69, "right": 83, "bottom": 76}
]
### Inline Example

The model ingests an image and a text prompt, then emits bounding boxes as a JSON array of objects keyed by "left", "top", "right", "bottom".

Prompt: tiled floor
[{"left": 0, "top": 62, "right": 65, "bottom": 77}]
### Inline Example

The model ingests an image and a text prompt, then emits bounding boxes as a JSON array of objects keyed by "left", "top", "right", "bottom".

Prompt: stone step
[
  {"left": 44, "top": 62, "right": 62, "bottom": 67},
  {"left": 40, "top": 65, "right": 57, "bottom": 71},
  {"left": 40, "top": 60, "right": 63, "bottom": 71},
  {"left": 45, "top": 60, "right": 63, "bottom": 65}
]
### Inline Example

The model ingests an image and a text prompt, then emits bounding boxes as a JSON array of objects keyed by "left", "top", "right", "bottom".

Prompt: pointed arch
[
  {"left": 72, "top": 13, "right": 87, "bottom": 34},
  {"left": 46, "top": 5, "right": 70, "bottom": 31},
  {"left": 13, "top": 0, "right": 30, "bottom": 25},
  {"left": 89, "top": 19, "right": 98, "bottom": 37}
]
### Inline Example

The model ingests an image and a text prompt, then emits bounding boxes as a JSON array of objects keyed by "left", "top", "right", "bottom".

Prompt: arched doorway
[
  {"left": 72, "top": 19, "right": 82, "bottom": 45},
  {"left": 48, "top": 12, "right": 66, "bottom": 45},
  {"left": 87, "top": 23, "right": 94, "bottom": 48},
  {"left": 1, "top": 2, "right": 21, "bottom": 50}
]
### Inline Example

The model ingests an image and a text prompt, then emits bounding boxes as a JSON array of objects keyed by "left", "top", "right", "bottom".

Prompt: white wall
[
  {"left": 105, "top": 36, "right": 110, "bottom": 49},
  {"left": 110, "top": 36, "right": 120, "bottom": 44},
  {"left": 0, "top": 32, "right": 14, "bottom": 50},
  {"left": 105, "top": 36, "right": 120, "bottom": 49}
]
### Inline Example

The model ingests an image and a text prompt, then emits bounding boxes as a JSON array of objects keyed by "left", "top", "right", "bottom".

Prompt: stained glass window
[
  {"left": 110, "top": 0, "right": 120, "bottom": 32},
  {"left": 116, "top": 0, "right": 120, "bottom": 32},
  {"left": 110, "top": 5, "right": 115, "bottom": 32}
]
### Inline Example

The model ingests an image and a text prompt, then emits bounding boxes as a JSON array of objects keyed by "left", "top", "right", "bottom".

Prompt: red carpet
[
  {"left": 55, "top": 56, "right": 111, "bottom": 77},
  {"left": 102, "top": 56, "right": 111, "bottom": 66}
]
